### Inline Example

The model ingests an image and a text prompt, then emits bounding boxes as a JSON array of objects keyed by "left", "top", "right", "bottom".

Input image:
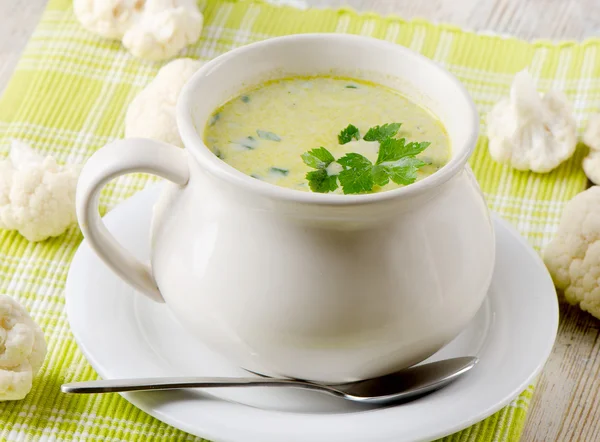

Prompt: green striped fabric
[{"left": 0, "top": 0, "right": 590, "bottom": 440}]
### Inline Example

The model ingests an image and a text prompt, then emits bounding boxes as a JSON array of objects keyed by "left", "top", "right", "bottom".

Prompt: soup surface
[{"left": 204, "top": 76, "right": 450, "bottom": 193}]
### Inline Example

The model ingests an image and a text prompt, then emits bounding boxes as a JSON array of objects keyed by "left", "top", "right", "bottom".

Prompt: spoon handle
[
  {"left": 62, "top": 357, "right": 478, "bottom": 400},
  {"left": 61, "top": 377, "right": 321, "bottom": 394}
]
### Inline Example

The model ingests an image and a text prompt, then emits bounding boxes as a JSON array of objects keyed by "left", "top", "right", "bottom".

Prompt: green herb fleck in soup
[{"left": 204, "top": 76, "right": 450, "bottom": 194}]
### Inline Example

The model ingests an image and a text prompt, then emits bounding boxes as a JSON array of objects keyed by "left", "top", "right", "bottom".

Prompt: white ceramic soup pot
[{"left": 76, "top": 34, "right": 494, "bottom": 383}]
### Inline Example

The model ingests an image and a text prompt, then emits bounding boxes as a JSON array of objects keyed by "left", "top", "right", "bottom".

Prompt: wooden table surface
[{"left": 1, "top": 1, "right": 599, "bottom": 441}]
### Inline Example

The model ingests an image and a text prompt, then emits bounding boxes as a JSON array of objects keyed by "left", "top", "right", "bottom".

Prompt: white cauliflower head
[
  {"left": 0, "top": 295, "right": 47, "bottom": 401},
  {"left": 125, "top": 58, "right": 202, "bottom": 146},
  {"left": 487, "top": 70, "right": 577, "bottom": 173},
  {"left": 74, "top": 0, "right": 203, "bottom": 61},
  {"left": 74, "top": 0, "right": 143, "bottom": 39},
  {"left": 123, "top": 0, "right": 204, "bottom": 61},
  {"left": 544, "top": 186, "right": 600, "bottom": 319},
  {"left": 0, "top": 141, "right": 80, "bottom": 242},
  {"left": 583, "top": 114, "right": 600, "bottom": 185}
]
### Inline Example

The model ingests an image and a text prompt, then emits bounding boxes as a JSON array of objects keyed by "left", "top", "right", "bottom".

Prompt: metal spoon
[{"left": 61, "top": 357, "right": 477, "bottom": 405}]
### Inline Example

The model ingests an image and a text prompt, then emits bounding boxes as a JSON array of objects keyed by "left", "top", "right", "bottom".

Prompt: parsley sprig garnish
[
  {"left": 363, "top": 123, "right": 402, "bottom": 142},
  {"left": 338, "top": 124, "right": 360, "bottom": 144},
  {"left": 301, "top": 123, "right": 431, "bottom": 194}
]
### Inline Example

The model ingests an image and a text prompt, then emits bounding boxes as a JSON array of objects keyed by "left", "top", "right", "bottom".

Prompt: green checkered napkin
[{"left": 0, "top": 0, "right": 591, "bottom": 440}]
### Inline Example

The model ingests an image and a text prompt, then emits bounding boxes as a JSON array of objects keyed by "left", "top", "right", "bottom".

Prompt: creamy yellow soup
[{"left": 204, "top": 76, "right": 450, "bottom": 193}]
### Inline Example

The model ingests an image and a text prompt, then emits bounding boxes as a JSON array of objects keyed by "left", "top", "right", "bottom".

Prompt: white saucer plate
[{"left": 66, "top": 184, "right": 558, "bottom": 442}]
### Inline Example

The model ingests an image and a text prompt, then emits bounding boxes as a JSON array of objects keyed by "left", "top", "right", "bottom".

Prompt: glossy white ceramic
[
  {"left": 66, "top": 185, "right": 558, "bottom": 442},
  {"left": 75, "top": 34, "right": 494, "bottom": 383}
]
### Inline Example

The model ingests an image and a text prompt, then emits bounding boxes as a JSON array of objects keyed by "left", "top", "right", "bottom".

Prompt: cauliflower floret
[
  {"left": 487, "top": 70, "right": 577, "bottom": 173},
  {"left": 125, "top": 58, "right": 202, "bottom": 146},
  {"left": 0, "top": 294, "right": 47, "bottom": 401},
  {"left": 0, "top": 141, "right": 80, "bottom": 242},
  {"left": 582, "top": 114, "right": 600, "bottom": 184},
  {"left": 123, "top": 0, "right": 204, "bottom": 61},
  {"left": 74, "top": 0, "right": 203, "bottom": 61},
  {"left": 544, "top": 186, "right": 600, "bottom": 319},
  {"left": 74, "top": 0, "right": 143, "bottom": 39}
]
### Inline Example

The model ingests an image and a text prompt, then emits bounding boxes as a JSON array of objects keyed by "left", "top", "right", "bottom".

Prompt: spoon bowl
[{"left": 61, "top": 357, "right": 477, "bottom": 405}]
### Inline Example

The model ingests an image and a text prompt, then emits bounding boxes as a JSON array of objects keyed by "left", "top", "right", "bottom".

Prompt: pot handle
[{"left": 76, "top": 138, "right": 190, "bottom": 303}]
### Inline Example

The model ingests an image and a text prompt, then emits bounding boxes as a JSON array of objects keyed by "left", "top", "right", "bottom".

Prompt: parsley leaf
[
  {"left": 376, "top": 138, "right": 405, "bottom": 163},
  {"left": 372, "top": 157, "right": 427, "bottom": 187},
  {"left": 306, "top": 169, "right": 339, "bottom": 193},
  {"left": 338, "top": 153, "right": 374, "bottom": 194},
  {"left": 373, "top": 139, "right": 430, "bottom": 188},
  {"left": 301, "top": 147, "right": 335, "bottom": 169},
  {"left": 403, "top": 141, "right": 431, "bottom": 157},
  {"left": 387, "top": 157, "right": 427, "bottom": 185},
  {"left": 270, "top": 167, "right": 289, "bottom": 176},
  {"left": 363, "top": 123, "right": 402, "bottom": 142},
  {"left": 376, "top": 138, "right": 430, "bottom": 164},
  {"left": 234, "top": 136, "right": 258, "bottom": 150},
  {"left": 338, "top": 124, "right": 360, "bottom": 144},
  {"left": 371, "top": 164, "right": 391, "bottom": 187},
  {"left": 302, "top": 147, "right": 339, "bottom": 193},
  {"left": 257, "top": 129, "right": 281, "bottom": 141}
]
